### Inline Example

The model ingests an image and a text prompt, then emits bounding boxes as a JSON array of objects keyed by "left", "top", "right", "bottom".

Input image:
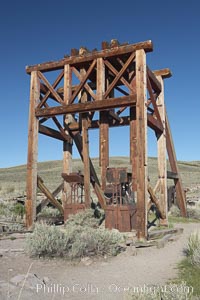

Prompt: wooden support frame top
[{"left": 26, "top": 40, "right": 153, "bottom": 73}]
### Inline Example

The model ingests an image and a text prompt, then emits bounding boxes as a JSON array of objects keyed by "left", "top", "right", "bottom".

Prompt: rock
[
  {"left": 126, "top": 245, "right": 137, "bottom": 256},
  {"left": 43, "top": 276, "right": 50, "bottom": 284},
  {"left": 10, "top": 273, "right": 44, "bottom": 290},
  {"left": 125, "top": 239, "right": 133, "bottom": 246},
  {"left": 81, "top": 257, "right": 93, "bottom": 266}
]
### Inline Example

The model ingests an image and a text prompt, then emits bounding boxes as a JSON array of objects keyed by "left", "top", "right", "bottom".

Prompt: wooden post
[
  {"left": 130, "top": 63, "right": 137, "bottom": 192},
  {"left": 165, "top": 112, "right": 187, "bottom": 217},
  {"left": 97, "top": 58, "right": 108, "bottom": 191},
  {"left": 80, "top": 68, "right": 91, "bottom": 207},
  {"left": 135, "top": 49, "right": 148, "bottom": 239},
  {"left": 26, "top": 71, "right": 40, "bottom": 228},
  {"left": 156, "top": 76, "right": 168, "bottom": 225},
  {"left": 63, "top": 64, "right": 73, "bottom": 205},
  {"left": 130, "top": 106, "right": 137, "bottom": 192}
]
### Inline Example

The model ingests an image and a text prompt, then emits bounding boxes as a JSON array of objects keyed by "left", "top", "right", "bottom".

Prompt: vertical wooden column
[
  {"left": 165, "top": 112, "right": 187, "bottom": 217},
  {"left": 63, "top": 64, "right": 73, "bottom": 205},
  {"left": 135, "top": 50, "right": 148, "bottom": 239},
  {"left": 80, "top": 69, "right": 91, "bottom": 207},
  {"left": 130, "top": 106, "right": 137, "bottom": 193},
  {"left": 156, "top": 76, "right": 168, "bottom": 225},
  {"left": 130, "top": 58, "right": 137, "bottom": 194},
  {"left": 26, "top": 71, "right": 40, "bottom": 228},
  {"left": 97, "top": 58, "right": 108, "bottom": 191}
]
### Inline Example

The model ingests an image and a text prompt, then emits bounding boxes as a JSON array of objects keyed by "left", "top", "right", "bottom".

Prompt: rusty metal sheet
[
  {"left": 62, "top": 172, "right": 84, "bottom": 183},
  {"left": 105, "top": 204, "right": 137, "bottom": 232}
]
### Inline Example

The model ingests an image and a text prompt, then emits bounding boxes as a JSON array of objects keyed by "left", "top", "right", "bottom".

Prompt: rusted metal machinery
[
  {"left": 61, "top": 172, "right": 85, "bottom": 220},
  {"left": 105, "top": 168, "right": 137, "bottom": 232},
  {"left": 25, "top": 39, "right": 187, "bottom": 239}
]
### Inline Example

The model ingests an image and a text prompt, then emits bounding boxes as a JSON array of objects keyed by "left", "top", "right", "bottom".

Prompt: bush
[
  {"left": 65, "top": 209, "right": 99, "bottom": 228},
  {"left": 69, "top": 227, "right": 123, "bottom": 258},
  {"left": 37, "top": 206, "right": 62, "bottom": 217},
  {"left": 26, "top": 223, "right": 70, "bottom": 257},
  {"left": 0, "top": 201, "right": 22, "bottom": 221},
  {"left": 170, "top": 205, "right": 181, "bottom": 217},
  {"left": 12, "top": 203, "right": 25, "bottom": 218},
  {"left": 26, "top": 210, "right": 124, "bottom": 259},
  {"left": 187, "top": 207, "right": 200, "bottom": 220}
]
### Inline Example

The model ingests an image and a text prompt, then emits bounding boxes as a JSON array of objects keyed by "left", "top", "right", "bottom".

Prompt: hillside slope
[{"left": 0, "top": 157, "right": 200, "bottom": 200}]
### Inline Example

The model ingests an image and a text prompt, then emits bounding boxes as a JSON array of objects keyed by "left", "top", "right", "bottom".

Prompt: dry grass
[{"left": 1, "top": 157, "right": 200, "bottom": 200}]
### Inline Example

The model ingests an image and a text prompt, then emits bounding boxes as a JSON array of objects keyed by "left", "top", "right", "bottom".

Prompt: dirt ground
[{"left": 0, "top": 222, "right": 199, "bottom": 300}]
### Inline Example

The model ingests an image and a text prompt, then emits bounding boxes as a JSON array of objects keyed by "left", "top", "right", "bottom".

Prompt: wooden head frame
[{"left": 25, "top": 39, "right": 186, "bottom": 238}]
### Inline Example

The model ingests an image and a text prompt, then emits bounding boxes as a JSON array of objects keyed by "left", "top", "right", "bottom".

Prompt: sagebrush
[
  {"left": 170, "top": 205, "right": 181, "bottom": 217},
  {"left": 26, "top": 210, "right": 124, "bottom": 259},
  {"left": 187, "top": 207, "right": 200, "bottom": 220}
]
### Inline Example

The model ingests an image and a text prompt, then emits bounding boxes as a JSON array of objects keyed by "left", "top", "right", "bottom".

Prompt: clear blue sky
[{"left": 0, "top": 0, "right": 199, "bottom": 167}]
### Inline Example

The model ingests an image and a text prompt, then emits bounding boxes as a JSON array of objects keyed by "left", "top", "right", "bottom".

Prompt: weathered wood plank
[
  {"left": 147, "top": 67, "right": 162, "bottom": 93},
  {"left": 130, "top": 106, "right": 137, "bottom": 191},
  {"left": 153, "top": 68, "right": 172, "bottom": 79},
  {"left": 67, "top": 113, "right": 163, "bottom": 134},
  {"left": 146, "top": 74, "right": 162, "bottom": 124},
  {"left": 104, "top": 51, "right": 135, "bottom": 97},
  {"left": 38, "top": 71, "right": 64, "bottom": 104},
  {"left": 97, "top": 58, "right": 108, "bottom": 191},
  {"left": 69, "top": 60, "right": 96, "bottom": 104},
  {"left": 38, "top": 70, "right": 64, "bottom": 108},
  {"left": 148, "top": 227, "right": 183, "bottom": 239},
  {"left": 39, "top": 124, "right": 70, "bottom": 141},
  {"left": 109, "top": 110, "right": 121, "bottom": 122},
  {"left": 63, "top": 64, "right": 73, "bottom": 205},
  {"left": 148, "top": 184, "right": 166, "bottom": 219},
  {"left": 36, "top": 182, "right": 64, "bottom": 214},
  {"left": 165, "top": 112, "right": 187, "bottom": 216},
  {"left": 26, "top": 71, "right": 40, "bottom": 228},
  {"left": 37, "top": 176, "right": 64, "bottom": 214},
  {"left": 26, "top": 40, "right": 153, "bottom": 73},
  {"left": 135, "top": 49, "right": 148, "bottom": 239},
  {"left": 72, "top": 66, "right": 97, "bottom": 100},
  {"left": 81, "top": 68, "right": 91, "bottom": 207},
  {"left": 167, "top": 171, "right": 179, "bottom": 179},
  {"left": 147, "top": 114, "right": 163, "bottom": 133},
  {"left": 35, "top": 95, "right": 137, "bottom": 117},
  {"left": 156, "top": 76, "right": 168, "bottom": 224}
]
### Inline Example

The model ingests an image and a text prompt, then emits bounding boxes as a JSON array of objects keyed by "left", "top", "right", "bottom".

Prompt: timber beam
[
  {"left": 167, "top": 171, "right": 179, "bottom": 179},
  {"left": 148, "top": 185, "right": 166, "bottom": 219},
  {"left": 36, "top": 182, "right": 64, "bottom": 214},
  {"left": 26, "top": 40, "right": 153, "bottom": 73},
  {"left": 39, "top": 124, "right": 71, "bottom": 142},
  {"left": 35, "top": 95, "right": 137, "bottom": 118},
  {"left": 55, "top": 68, "right": 171, "bottom": 97},
  {"left": 68, "top": 113, "right": 163, "bottom": 133},
  {"left": 153, "top": 68, "right": 172, "bottom": 79},
  {"left": 147, "top": 67, "right": 162, "bottom": 93},
  {"left": 37, "top": 176, "right": 64, "bottom": 215}
]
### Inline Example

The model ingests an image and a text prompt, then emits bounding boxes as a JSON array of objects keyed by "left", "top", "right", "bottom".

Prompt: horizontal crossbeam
[
  {"left": 153, "top": 68, "right": 172, "bottom": 79},
  {"left": 26, "top": 40, "right": 153, "bottom": 73},
  {"left": 35, "top": 95, "right": 136, "bottom": 117},
  {"left": 167, "top": 171, "right": 179, "bottom": 179}
]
